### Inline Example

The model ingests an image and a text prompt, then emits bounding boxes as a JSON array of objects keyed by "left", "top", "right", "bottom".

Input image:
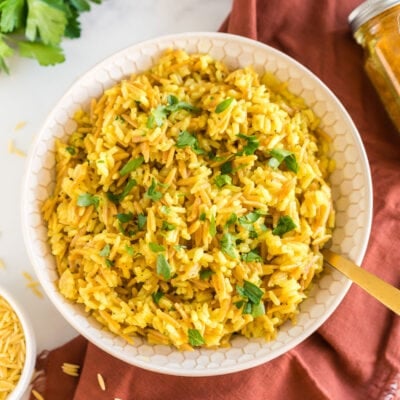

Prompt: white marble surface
[{"left": 0, "top": 0, "right": 232, "bottom": 355}]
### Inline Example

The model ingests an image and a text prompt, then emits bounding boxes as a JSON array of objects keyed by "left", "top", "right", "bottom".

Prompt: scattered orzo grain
[
  {"left": 31, "top": 389, "right": 45, "bottom": 400},
  {"left": 0, "top": 296, "right": 26, "bottom": 400},
  {"left": 7, "top": 139, "right": 26, "bottom": 157},
  {"left": 42, "top": 49, "right": 335, "bottom": 350},
  {"left": 61, "top": 362, "right": 80, "bottom": 377},
  {"left": 97, "top": 373, "right": 106, "bottom": 391},
  {"left": 22, "top": 271, "right": 43, "bottom": 299}
]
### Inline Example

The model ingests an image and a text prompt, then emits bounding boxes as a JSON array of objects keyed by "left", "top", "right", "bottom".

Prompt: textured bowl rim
[
  {"left": 21, "top": 31, "right": 373, "bottom": 376},
  {"left": 0, "top": 286, "right": 36, "bottom": 398}
]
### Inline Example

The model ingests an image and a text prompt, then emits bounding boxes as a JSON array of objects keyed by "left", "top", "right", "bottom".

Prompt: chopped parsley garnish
[
  {"left": 221, "top": 232, "right": 237, "bottom": 259},
  {"left": 147, "top": 96, "right": 199, "bottom": 128},
  {"left": 225, "top": 213, "right": 237, "bottom": 226},
  {"left": 99, "top": 244, "right": 110, "bottom": 257},
  {"left": 125, "top": 245, "right": 134, "bottom": 256},
  {"left": 146, "top": 105, "right": 168, "bottom": 128},
  {"left": 77, "top": 193, "right": 99, "bottom": 208},
  {"left": 175, "top": 130, "right": 204, "bottom": 154},
  {"left": 145, "top": 178, "right": 163, "bottom": 201},
  {"left": 241, "top": 250, "right": 262, "bottom": 262},
  {"left": 152, "top": 291, "right": 164, "bottom": 304},
  {"left": 188, "top": 328, "right": 205, "bottom": 346},
  {"left": 209, "top": 213, "right": 217, "bottom": 237},
  {"left": 161, "top": 221, "right": 176, "bottom": 231},
  {"left": 272, "top": 215, "right": 297, "bottom": 236},
  {"left": 214, "top": 174, "right": 232, "bottom": 188},
  {"left": 199, "top": 212, "right": 206, "bottom": 221},
  {"left": 220, "top": 160, "right": 233, "bottom": 175},
  {"left": 166, "top": 95, "right": 200, "bottom": 113},
  {"left": 66, "top": 146, "right": 76, "bottom": 155},
  {"left": 199, "top": 268, "right": 214, "bottom": 280},
  {"left": 174, "top": 244, "right": 187, "bottom": 251},
  {"left": 237, "top": 133, "right": 259, "bottom": 155},
  {"left": 119, "top": 156, "right": 144, "bottom": 176},
  {"left": 156, "top": 254, "right": 171, "bottom": 280},
  {"left": 107, "top": 179, "right": 137, "bottom": 203},
  {"left": 238, "top": 211, "right": 262, "bottom": 226},
  {"left": 236, "top": 280, "right": 265, "bottom": 317},
  {"left": 268, "top": 148, "right": 298, "bottom": 173},
  {"left": 105, "top": 259, "right": 114, "bottom": 268},
  {"left": 149, "top": 242, "right": 165, "bottom": 253},
  {"left": 116, "top": 212, "right": 133, "bottom": 223},
  {"left": 137, "top": 213, "right": 147, "bottom": 230},
  {"left": 215, "top": 98, "right": 233, "bottom": 113}
]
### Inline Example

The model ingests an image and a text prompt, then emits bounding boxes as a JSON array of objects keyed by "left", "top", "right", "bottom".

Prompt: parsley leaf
[
  {"left": 145, "top": 178, "right": 163, "bottom": 201},
  {"left": 0, "top": 0, "right": 26, "bottom": 32},
  {"left": 161, "top": 221, "right": 176, "bottom": 231},
  {"left": 77, "top": 193, "right": 99, "bottom": 208},
  {"left": 215, "top": 98, "right": 233, "bottom": 113},
  {"left": 147, "top": 105, "right": 168, "bottom": 128},
  {"left": 125, "top": 245, "right": 134, "bottom": 256},
  {"left": 116, "top": 212, "right": 133, "bottom": 223},
  {"left": 156, "top": 254, "right": 171, "bottom": 280},
  {"left": 149, "top": 243, "right": 165, "bottom": 253},
  {"left": 147, "top": 97, "right": 199, "bottom": 128},
  {"left": 241, "top": 250, "right": 262, "bottom": 262},
  {"left": 214, "top": 174, "right": 232, "bottom": 188},
  {"left": 272, "top": 215, "right": 297, "bottom": 236},
  {"left": 220, "top": 160, "right": 233, "bottom": 175},
  {"left": 188, "top": 328, "right": 205, "bottom": 346},
  {"left": 199, "top": 268, "right": 214, "bottom": 280},
  {"left": 199, "top": 212, "right": 206, "bottom": 221},
  {"left": 99, "top": 244, "right": 110, "bottom": 257},
  {"left": 209, "top": 213, "right": 216, "bottom": 237},
  {"left": 0, "top": 0, "right": 101, "bottom": 73},
  {"left": 18, "top": 41, "right": 65, "bottom": 66},
  {"left": 237, "top": 133, "right": 259, "bottom": 155},
  {"left": 137, "top": 213, "right": 147, "bottom": 230},
  {"left": 237, "top": 280, "right": 264, "bottom": 305},
  {"left": 0, "top": 34, "right": 13, "bottom": 73},
  {"left": 120, "top": 156, "right": 144, "bottom": 176},
  {"left": 221, "top": 232, "right": 237, "bottom": 259},
  {"left": 66, "top": 146, "right": 76, "bottom": 155},
  {"left": 105, "top": 258, "right": 114, "bottom": 267},
  {"left": 25, "top": 0, "right": 67, "bottom": 46},
  {"left": 269, "top": 148, "right": 299, "bottom": 173},
  {"left": 152, "top": 291, "right": 164, "bottom": 304},
  {"left": 107, "top": 179, "right": 137, "bottom": 203},
  {"left": 225, "top": 213, "right": 237, "bottom": 226},
  {"left": 176, "top": 130, "right": 204, "bottom": 154}
]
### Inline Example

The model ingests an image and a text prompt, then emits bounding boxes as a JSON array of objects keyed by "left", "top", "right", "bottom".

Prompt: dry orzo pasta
[
  {"left": 0, "top": 296, "right": 26, "bottom": 399},
  {"left": 42, "top": 49, "right": 335, "bottom": 350}
]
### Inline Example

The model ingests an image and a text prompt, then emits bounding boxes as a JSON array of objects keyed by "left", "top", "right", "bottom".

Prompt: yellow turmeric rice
[{"left": 42, "top": 49, "right": 335, "bottom": 350}]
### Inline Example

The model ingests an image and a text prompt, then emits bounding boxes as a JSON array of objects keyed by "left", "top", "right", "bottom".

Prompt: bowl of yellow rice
[
  {"left": 0, "top": 286, "right": 36, "bottom": 399},
  {"left": 21, "top": 32, "right": 372, "bottom": 376}
]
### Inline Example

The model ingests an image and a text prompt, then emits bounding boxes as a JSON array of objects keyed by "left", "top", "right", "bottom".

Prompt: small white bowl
[{"left": 0, "top": 286, "right": 36, "bottom": 400}]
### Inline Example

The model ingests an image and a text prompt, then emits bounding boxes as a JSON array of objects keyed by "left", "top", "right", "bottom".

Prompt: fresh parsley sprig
[{"left": 0, "top": 0, "right": 102, "bottom": 73}]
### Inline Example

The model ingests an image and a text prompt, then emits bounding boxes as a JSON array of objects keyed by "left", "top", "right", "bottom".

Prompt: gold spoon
[{"left": 322, "top": 248, "right": 400, "bottom": 316}]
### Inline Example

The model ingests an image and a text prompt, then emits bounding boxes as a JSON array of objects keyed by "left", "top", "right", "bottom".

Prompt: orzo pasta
[
  {"left": 42, "top": 49, "right": 335, "bottom": 350},
  {"left": 0, "top": 296, "right": 26, "bottom": 399}
]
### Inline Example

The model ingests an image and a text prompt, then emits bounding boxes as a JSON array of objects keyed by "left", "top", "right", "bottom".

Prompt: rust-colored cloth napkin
[{"left": 30, "top": 1, "right": 400, "bottom": 399}]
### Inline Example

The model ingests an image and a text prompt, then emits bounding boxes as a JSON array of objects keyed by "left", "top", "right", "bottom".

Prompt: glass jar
[{"left": 349, "top": 0, "right": 400, "bottom": 133}]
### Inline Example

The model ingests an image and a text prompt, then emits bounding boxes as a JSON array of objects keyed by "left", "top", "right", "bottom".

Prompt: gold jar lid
[{"left": 348, "top": 0, "right": 400, "bottom": 32}]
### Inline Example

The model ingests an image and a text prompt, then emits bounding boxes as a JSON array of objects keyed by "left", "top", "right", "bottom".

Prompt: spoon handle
[{"left": 321, "top": 249, "right": 400, "bottom": 316}]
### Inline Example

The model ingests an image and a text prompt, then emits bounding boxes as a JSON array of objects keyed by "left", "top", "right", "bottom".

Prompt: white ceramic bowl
[
  {"left": 0, "top": 286, "right": 36, "bottom": 399},
  {"left": 21, "top": 32, "right": 373, "bottom": 376}
]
